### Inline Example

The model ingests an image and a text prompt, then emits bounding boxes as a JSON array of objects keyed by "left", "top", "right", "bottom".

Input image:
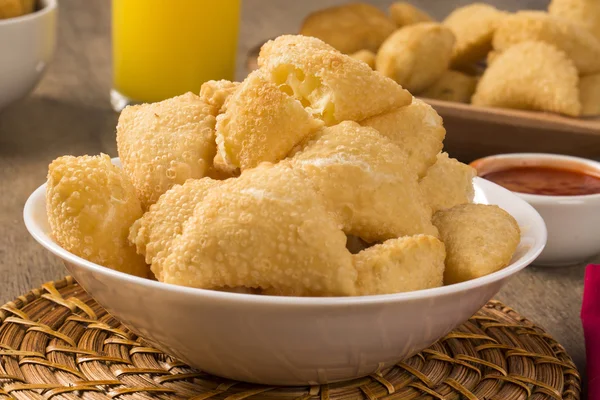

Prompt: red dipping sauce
[{"left": 482, "top": 166, "right": 600, "bottom": 196}]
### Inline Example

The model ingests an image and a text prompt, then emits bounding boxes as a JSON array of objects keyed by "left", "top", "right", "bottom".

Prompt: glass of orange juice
[{"left": 111, "top": 0, "right": 241, "bottom": 111}]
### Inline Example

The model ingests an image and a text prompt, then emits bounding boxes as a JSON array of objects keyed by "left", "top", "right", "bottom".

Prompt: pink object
[{"left": 582, "top": 264, "right": 600, "bottom": 399}]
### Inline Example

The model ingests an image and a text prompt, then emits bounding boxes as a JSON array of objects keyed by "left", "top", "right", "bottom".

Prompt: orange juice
[{"left": 112, "top": 0, "right": 240, "bottom": 104}]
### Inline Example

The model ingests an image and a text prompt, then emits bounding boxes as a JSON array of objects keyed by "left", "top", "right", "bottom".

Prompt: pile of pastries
[
  {"left": 46, "top": 35, "right": 520, "bottom": 297},
  {"left": 299, "top": 1, "right": 600, "bottom": 117}
]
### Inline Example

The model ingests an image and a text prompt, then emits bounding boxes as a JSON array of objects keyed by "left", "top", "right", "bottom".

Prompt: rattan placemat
[{"left": 0, "top": 277, "right": 581, "bottom": 400}]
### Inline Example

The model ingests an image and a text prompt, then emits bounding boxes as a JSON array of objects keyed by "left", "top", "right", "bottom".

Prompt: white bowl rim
[
  {"left": 471, "top": 152, "right": 600, "bottom": 202},
  {"left": 24, "top": 172, "right": 547, "bottom": 307},
  {"left": 0, "top": 0, "right": 57, "bottom": 26}
]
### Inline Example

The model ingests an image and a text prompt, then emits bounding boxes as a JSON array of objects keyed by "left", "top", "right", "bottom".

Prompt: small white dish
[
  {"left": 24, "top": 162, "right": 546, "bottom": 385},
  {"left": 471, "top": 153, "right": 600, "bottom": 267},
  {"left": 0, "top": 0, "right": 57, "bottom": 110}
]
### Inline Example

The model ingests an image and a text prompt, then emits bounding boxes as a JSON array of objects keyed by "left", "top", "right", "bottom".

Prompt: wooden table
[{"left": 0, "top": 0, "right": 590, "bottom": 395}]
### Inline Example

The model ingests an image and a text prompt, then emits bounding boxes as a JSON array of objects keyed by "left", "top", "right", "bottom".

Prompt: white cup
[
  {"left": 0, "top": 0, "right": 57, "bottom": 109},
  {"left": 471, "top": 153, "right": 600, "bottom": 267}
]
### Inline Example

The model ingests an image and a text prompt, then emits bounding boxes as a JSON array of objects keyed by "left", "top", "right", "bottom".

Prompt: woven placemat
[{"left": 0, "top": 277, "right": 581, "bottom": 400}]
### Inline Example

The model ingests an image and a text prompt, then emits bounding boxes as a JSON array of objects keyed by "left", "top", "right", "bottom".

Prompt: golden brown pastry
[
  {"left": 433, "top": 204, "right": 520, "bottom": 285},
  {"left": 129, "top": 177, "right": 221, "bottom": 280},
  {"left": 215, "top": 70, "right": 323, "bottom": 171},
  {"left": 350, "top": 49, "right": 376, "bottom": 69},
  {"left": 443, "top": 3, "right": 507, "bottom": 68},
  {"left": 549, "top": 0, "right": 600, "bottom": 42},
  {"left": 116, "top": 92, "right": 217, "bottom": 208},
  {"left": 46, "top": 154, "right": 149, "bottom": 278},
  {"left": 161, "top": 162, "right": 358, "bottom": 296},
  {"left": 376, "top": 22, "right": 456, "bottom": 93},
  {"left": 199, "top": 79, "right": 240, "bottom": 114},
  {"left": 354, "top": 235, "right": 445, "bottom": 295},
  {"left": 389, "top": 2, "right": 435, "bottom": 27},
  {"left": 419, "top": 70, "right": 478, "bottom": 103},
  {"left": 299, "top": 2, "right": 396, "bottom": 54},
  {"left": 420, "top": 152, "right": 476, "bottom": 213},
  {"left": 361, "top": 97, "right": 445, "bottom": 177},
  {"left": 258, "top": 35, "right": 412, "bottom": 125},
  {"left": 291, "top": 121, "right": 437, "bottom": 243},
  {"left": 493, "top": 11, "right": 600, "bottom": 75},
  {"left": 472, "top": 41, "right": 581, "bottom": 117}
]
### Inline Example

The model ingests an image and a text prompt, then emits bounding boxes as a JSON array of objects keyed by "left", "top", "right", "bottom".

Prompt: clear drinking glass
[{"left": 111, "top": 0, "right": 241, "bottom": 111}]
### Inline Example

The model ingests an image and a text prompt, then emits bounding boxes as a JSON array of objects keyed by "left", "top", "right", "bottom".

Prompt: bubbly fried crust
[
  {"left": 299, "top": 3, "right": 396, "bottom": 54},
  {"left": 376, "top": 23, "right": 455, "bottom": 93},
  {"left": 419, "top": 70, "right": 478, "bottom": 103},
  {"left": 361, "top": 98, "right": 445, "bottom": 177},
  {"left": 433, "top": 204, "right": 520, "bottom": 285},
  {"left": 129, "top": 178, "right": 221, "bottom": 280},
  {"left": 161, "top": 163, "right": 357, "bottom": 296},
  {"left": 443, "top": 3, "right": 507, "bottom": 68},
  {"left": 46, "top": 154, "right": 149, "bottom": 278},
  {"left": 389, "top": 2, "right": 435, "bottom": 27},
  {"left": 116, "top": 92, "right": 217, "bottom": 208},
  {"left": 350, "top": 50, "right": 376, "bottom": 69},
  {"left": 258, "top": 35, "right": 412, "bottom": 125},
  {"left": 472, "top": 41, "right": 581, "bottom": 116},
  {"left": 215, "top": 70, "right": 323, "bottom": 171},
  {"left": 355, "top": 235, "right": 445, "bottom": 295},
  {"left": 292, "top": 121, "right": 437, "bottom": 243},
  {"left": 580, "top": 73, "right": 600, "bottom": 116},
  {"left": 493, "top": 11, "right": 600, "bottom": 75},
  {"left": 199, "top": 80, "right": 240, "bottom": 114},
  {"left": 549, "top": 0, "right": 600, "bottom": 42},
  {"left": 420, "top": 153, "right": 476, "bottom": 213}
]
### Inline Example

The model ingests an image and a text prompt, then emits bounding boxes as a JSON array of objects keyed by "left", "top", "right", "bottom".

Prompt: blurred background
[{"left": 236, "top": 0, "right": 548, "bottom": 79}]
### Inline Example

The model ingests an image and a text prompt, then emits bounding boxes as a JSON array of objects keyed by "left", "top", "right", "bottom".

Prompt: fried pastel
[
  {"left": 389, "top": 2, "right": 435, "bottom": 27},
  {"left": 116, "top": 92, "right": 217, "bottom": 208},
  {"left": 350, "top": 49, "right": 376, "bottom": 69},
  {"left": 292, "top": 121, "right": 437, "bottom": 243},
  {"left": 580, "top": 73, "right": 600, "bottom": 116},
  {"left": 355, "top": 235, "right": 445, "bottom": 295},
  {"left": 199, "top": 80, "right": 240, "bottom": 114},
  {"left": 46, "top": 154, "right": 149, "bottom": 278},
  {"left": 361, "top": 97, "right": 445, "bottom": 177},
  {"left": 433, "top": 204, "right": 520, "bottom": 285},
  {"left": 443, "top": 3, "right": 506, "bottom": 68},
  {"left": 420, "top": 152, "right": 476, "bottom": 213},
  {"left": 549, "top": 0, "right": 600, "bottom": 42},
  {"left": 486, "top": 50, "right": 500, "bottom": 65},
  {"left": 376, "top": 23, "right": 455, "bottom": 93},
  {"left": 419, "top": 70, "right": 478, "bottom": 103},
  {"left": 161, "top": 163, "right": 357, "bottom": 296},
  {"left": 215, "top": 70, "right": 323, "bottom": 171},
  {"left": 129, "top": 177, "right": 221, "bottom": 280},
  {"left": 493, "top": 11, "right": 600, "bottom": 75},
  {"left": 472, "top": 41, "right": 581, "bottom": 116},
  {"left": 299, "top": 2, "right": 396, "bottom": 54},
  {"left": 258, "top": 35, "right": 412, "bottom": 125}
]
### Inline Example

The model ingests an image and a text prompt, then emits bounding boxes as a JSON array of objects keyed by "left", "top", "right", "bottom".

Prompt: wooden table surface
[{"left": 0, "top": 0, "right": 591, "bottom": 395}]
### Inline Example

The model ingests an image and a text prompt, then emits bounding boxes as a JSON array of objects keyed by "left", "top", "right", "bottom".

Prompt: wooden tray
[
  {"left": 246, "top": 43, "right": 600, "bottom": 163},
  {"left": 0, "top": 277, "right": 581, "bottom": 399}
]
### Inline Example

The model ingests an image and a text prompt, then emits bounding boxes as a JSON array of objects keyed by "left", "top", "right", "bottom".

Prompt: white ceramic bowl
[
  {"left": 24, "top": 169, "right": 546, "bottom": 386},
  {"left": 0, "top": 0, "right": 57, "bottom": 109},
  {"left": 471, "top": 153, "right": 600, "bottom": 267}
]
